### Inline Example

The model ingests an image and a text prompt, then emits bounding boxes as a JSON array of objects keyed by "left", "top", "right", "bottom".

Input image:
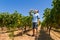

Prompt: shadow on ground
[
  {"left": 14, "top": 29, "right": 32, "bottom": 37},
  {"left": 35, "top": 27, "right": 54, "bottom": 40},
  {"left": 52, "top": 29, "right": 60, "bottom": 33}
]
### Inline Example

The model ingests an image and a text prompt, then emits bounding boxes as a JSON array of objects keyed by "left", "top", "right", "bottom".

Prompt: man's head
[{"left": 34, "top": 10, "right": 39, "bottom": 14}]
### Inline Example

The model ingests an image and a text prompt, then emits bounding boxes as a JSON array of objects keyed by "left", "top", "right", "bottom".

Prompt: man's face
[{"left": 34, "top": 10, "right": 37, "bottom": 14}]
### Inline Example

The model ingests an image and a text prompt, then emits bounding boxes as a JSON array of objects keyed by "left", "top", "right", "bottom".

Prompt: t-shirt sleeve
[{"left": 37, "top": 14, "right": 40, "bottom": 19}]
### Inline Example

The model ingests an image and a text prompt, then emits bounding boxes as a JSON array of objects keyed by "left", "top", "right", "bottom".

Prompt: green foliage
[
  {"left": 0, "top": 10, "right": 32, "bottom": 29},
  {"left": 50, "top": 0, "right": 60, "bottom": 28},
  {"left": 42, "top": 0, "right": 60, "bottom": 29},
  {"left": 42, "top": 8, "right": 51, "bottom": 27}
]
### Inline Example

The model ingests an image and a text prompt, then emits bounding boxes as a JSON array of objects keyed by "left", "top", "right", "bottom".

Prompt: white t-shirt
[{"left": 32, "top": 13, "right": 40, "bottom": 22}]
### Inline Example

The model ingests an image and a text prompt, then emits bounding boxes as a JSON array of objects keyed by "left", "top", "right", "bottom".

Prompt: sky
[{"left": 0, "top": 0, "right": 52, "bottom": 21}]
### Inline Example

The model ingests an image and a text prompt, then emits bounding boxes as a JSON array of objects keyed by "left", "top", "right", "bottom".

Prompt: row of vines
[
  {"left": 0, "top": 10, "right": 33, "bottom": 40},
  {"left": 41, "top": 0, "right": 60, "bottom": 35}
]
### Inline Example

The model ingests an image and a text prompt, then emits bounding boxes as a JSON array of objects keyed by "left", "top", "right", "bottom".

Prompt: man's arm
[
  {"left": 29, "top": 10, "right": 34, "bottom": 16},
  {"left": 29, "top": 12, "right": 33, "bottom": 16}
]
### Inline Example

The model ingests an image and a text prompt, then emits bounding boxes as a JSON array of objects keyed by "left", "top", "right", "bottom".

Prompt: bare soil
[{"left": 0, "top": 26, "right": 60, "bottom": 40}]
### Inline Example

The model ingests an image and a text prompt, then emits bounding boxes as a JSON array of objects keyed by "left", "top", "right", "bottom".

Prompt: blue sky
[{"left": 0, "top": 0, "right": 52, "bottom": 21}]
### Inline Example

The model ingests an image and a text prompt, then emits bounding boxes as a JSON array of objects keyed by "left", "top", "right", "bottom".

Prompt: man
[{"left": 30, "top": 10, "right": 40, "bottom": 36}]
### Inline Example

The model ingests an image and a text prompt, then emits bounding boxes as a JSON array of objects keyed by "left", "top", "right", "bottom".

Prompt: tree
[
  {"left": 42, "top": 0, "right": 60, "bottom": 35},
  {"left": 51, "top": 0, "right": 60, "bottom": 29},
  {"left": 42, "top": 8, "right": 53, "bottom": 35}
]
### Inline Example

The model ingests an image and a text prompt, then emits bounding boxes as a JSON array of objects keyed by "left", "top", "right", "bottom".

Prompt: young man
[{"left": 30, "top": 10, "right": 40, "bottom": 36}]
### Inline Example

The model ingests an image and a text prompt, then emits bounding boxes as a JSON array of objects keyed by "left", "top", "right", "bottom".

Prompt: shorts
[{"left": 32, "top": 22, "right": 38, "bottom": 29}]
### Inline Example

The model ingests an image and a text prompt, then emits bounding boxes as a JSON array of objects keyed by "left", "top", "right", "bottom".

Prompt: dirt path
[
  {"left": 14, "top": 29, "right": 35, "bottom": 40},
  {"left": 35, "top": 27, "right": 54, "bottom": 40},
  {"left": 0, "top": 26, "right": 60, "bottom": 40},
  {"left": 14, "top": 25, "right": 41, "bottom": 40},
  {"left": 0, "top": 29, "right": 35, "bottom": 40},
  {"left": 0, "top": 25, "right": 41, "bottom": 40},
  {"left": 35, "top": 27, "right": 60, "bottom": 40}
]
